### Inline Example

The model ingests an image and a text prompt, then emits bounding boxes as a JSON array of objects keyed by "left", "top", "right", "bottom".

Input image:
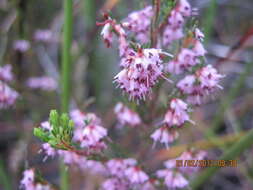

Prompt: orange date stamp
[{"left": 176, "top": 160, "right": 237, "bottom": 167}]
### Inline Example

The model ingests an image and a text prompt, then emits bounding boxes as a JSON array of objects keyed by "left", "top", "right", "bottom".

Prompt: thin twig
[{"left": 151, "top": 0, "right": 160, "bottom": 47}]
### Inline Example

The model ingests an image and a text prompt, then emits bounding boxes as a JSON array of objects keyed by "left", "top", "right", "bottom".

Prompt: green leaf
[
  {"left": 33, "top": 128, "right": 49, "bottom": 142},
  {"left": 48, "top": 139, "right": 59, "bottom": 148},
  {"left": 49, "top": 110, "right": 59, "bottom": 129},
  {"left": 60, "top": 113, "right": 69, "bottom": 130}
]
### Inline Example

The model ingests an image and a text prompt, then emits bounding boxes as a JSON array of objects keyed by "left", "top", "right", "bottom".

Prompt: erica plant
[{"left": 20, "top": 0, "right": 225, "bottom": 190}]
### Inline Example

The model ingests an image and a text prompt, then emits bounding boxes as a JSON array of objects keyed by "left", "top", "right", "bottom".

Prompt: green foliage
[
  {"left": 160, "top": 0, "right": 176, "bottom": 21},
  {"left": 33, "top": 110, "right": 74, "bottom": 150}
]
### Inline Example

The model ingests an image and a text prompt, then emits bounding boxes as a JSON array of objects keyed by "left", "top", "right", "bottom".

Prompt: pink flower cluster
[
  {"left": 36, "top": 113, "right": 208, "bottom": 190},
  {"left": 26, "top": 76, "right": 57, "bottom": 91},
  {"left": 58, "top": 150, "right": 107, "bottom": 174},
  {"left": 165, "top": 28, "right": 207, "bottom": 75},
  {"left": 101, "top": 158, "right": 150, "bottom": 189},
  {"left": 163, "top": 0, "right": 192, "bottom": 45},
  {"left": 177, "top": 64, "right": 224, "bottom": 105},
  {"left": 20, "top": 169, "right": 51, "bottom": 190},
  {"left": 151, "top": 98, "right": 193, "bottom": 147},
  {"left": 99, "top": 16, "right": 129, "bottom": 57},
  {"left": 39, "top": 110, "right": 108, "bottom": 161},
  {"left": 99, "top": 0, "right": 224, "bottom": 151},
  {"left": 114, "top": 48, "right": 172, "bottom": 101},
  {"left": 114, "top": 102, "right": 141, "bottom": 127},
  {"left": 39, "top": 118, "right": 108, "bottom": 174},
  {"left": 0, "top": 64, "right": 19, "bottom": 108},
  {"left": 157, "top": 150, "right": 206, "bottom": 189},
  {"left": 70, "top": 109, "right": 108, "bottom": 152},
  {"left": 122, "top": 6, "right": 153, "bottom": 43},
  {"left": 25, "top": 1, "right": 224, "bottom": 189}
]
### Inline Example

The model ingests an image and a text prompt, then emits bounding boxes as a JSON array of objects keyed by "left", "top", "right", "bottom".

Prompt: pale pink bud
[
  {"left": 101, "top": 23, "right": 113, "bottom": 47},
  {"left": 194, "top": 28, "right": 205, "bottom": 41}
]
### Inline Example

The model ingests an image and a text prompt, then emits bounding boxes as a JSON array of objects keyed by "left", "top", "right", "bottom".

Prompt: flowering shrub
[{"left": 18, "top": 0, "right": 226, "bottom": 189}]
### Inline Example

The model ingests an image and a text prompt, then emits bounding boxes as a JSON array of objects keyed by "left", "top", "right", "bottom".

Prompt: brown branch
[
  {"left": 60, "top": 140, "right": 89, "bottom": 157},
  {"left": 215, "top": 26, "right": 253, "bottom": 67},
  {"left": 151, "top": 0, "right": 161, "bottom": 47}
]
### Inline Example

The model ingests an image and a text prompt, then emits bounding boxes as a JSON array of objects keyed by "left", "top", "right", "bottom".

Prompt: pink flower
[
  {"left": 177, "top": 66, "right": 224, "bottom": 105},
  {"left": 167, "top": 49, "right": 198, "bottom": 74},
  {"left": 70, "top": 109, "right": 86, "bottom": 127},
  {"left": 101, "top": 23, "right": 113, "bottom": 47},
  {"left": 179, "top": 150, "right": 207, "bottom": 174},
  {"left": 20, "top": 170, "right": 52, "bottom": 190},
  {"left": 20, "top": 169, "right": 35, "bottom": 189},
  {"left": 101, "top": 178, "right": 129, "bottom": 190},
  {"left": 84, "top": 160, "right": 107, "bottom": 174},
  {"left": 0, "top": 64, "right": 13, "bottom": 82},
  {"left": 164, "top": 109, "right": 191, "bottom": 127},
  {"left": 13, "top": 40, "right": 30, "bottom": 52},
  {"left": 26, "top": 76, "right": 57, "bottom": 91},
  {"left": 157, "top": 169, "right": 188, "bottom": 189},
  {"left": 186, "top": 88, "right": 205, "bottom": 105},
  {"left": 106, "top": 158, "right": 137, "bottom": 178},
  {"left": 177, "top": 75, "right": 196, "bottom": 94},
  {"left": 34, "top": 29, "right": 53, "bottom": 42},
  {"left": 82, "top": 124, "right": 107, "bottom": 147},
  {"left": 118, "top": 35, "right": 130, "bottom": 57},
  {"left": 40, "top": 121, "right": 52, "bottom": 131},
  {"left": 41, "top": 143, "right": 56, "bottom": 160},
  {"left": 123, "top": 6, "right": 153, "bottom": 43},
  {"left": 157, "top": 158, "right": 189, "bottom": 189},
  {"left": 114, "top": 48, "right": 170, "bottom": 101},
  {"left": 164, "top": 99, "right": 193, "bottom": 127},
  {"left": 0, "top": 82, "right": 19, "bottom": 109},
  {"left": 151, "top": 127, "right": 179, "bottom": 148},
  {"left": 114, "top": 102, "right": 141, "bottom": 127},
  {"left": 194, "top": 28, "right": 204, "bottom": 41},
  {"left": 70, "top": 109, "right": 100, "bottom": 127},
  {"left": 163, "top": 27, "right": 183, "bottom": 46},
  {"left": 70, "top": 110, "right": 107, "bottom": 149},
  {"left": 125, "top": 166, "right": 149, "bottom": 184},
  {"left": 166, "top": 60, "right": 184, "bottom": 74},
  {"left": 87, "top": 141, "right": 107, "bottom": 153},
  {"left": 196, "top": 64, "right": 224, "bottom": 90},
  {"left": 177, "top": 0, "right": 192, "bottom": 17},
  {"left": 193, "top": 40, "right": 207, "bottom": 56},
  {"left": 141, "top": 179, "right": 158, "bottom": 190},
  {"left": 170, "top": 98, "right": 188, "bottom": 113},
  {"left": 177, "top": 48, "right": 198, "bottom": 68},
  {"left": 58, "top": 150, "right": 87, "bottom": 166},
  {"left": 168, "top": 10, "right": 184, "bottom": 29}
]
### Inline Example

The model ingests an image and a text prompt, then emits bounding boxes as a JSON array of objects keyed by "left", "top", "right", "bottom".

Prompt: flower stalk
[{"left": 60, "top": 0, "right": 73, "bottom": 189}]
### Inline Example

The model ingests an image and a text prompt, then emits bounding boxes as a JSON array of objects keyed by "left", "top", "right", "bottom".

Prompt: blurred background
[{"left": 0, "top": 0, "right": 253, "bottom": 189}]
